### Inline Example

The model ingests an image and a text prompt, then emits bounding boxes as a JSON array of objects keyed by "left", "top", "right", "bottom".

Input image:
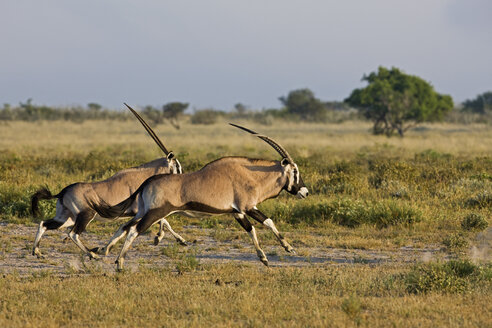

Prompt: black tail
[
  {"left": 31, "top": 188, "right": 58, "bottom": 217},
  {"left": 91, "top": 174, "right": 167, "bottom": 219},
  {"left": 91, "top": 193, "right": 138, "bottom": 219}
]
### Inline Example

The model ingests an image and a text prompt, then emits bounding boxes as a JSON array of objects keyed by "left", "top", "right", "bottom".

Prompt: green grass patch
[{"left": 405, "top": 260, "right": 492, "bottom": 294}]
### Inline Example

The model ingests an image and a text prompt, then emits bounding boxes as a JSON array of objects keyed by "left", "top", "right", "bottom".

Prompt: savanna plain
[{"left": 0, "top": 119, "right": 491, "bottom": 327}]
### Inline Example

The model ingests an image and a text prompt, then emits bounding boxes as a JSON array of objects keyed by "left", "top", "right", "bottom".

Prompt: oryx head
[
  {"left": 229, "top": 123, "right": 309, "bottom": 199},
  {"left": 125, "top": 103, "right": 183, "bottom": 175},
  {"left": 166, "top": 151, "right": 183, "bottom": 174}
]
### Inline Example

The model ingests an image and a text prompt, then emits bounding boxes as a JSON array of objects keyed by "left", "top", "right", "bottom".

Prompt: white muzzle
[{"left": 297, "top": 187, "right": 309, "bottom": 199}]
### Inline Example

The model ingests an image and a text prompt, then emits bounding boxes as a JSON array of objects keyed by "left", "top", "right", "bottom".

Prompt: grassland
[{"left": 0, "top": 119, "right": 491, "bottom": 327}]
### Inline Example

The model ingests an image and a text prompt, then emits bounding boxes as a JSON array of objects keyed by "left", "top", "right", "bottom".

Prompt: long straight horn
[
  {"left": 229, "top": 123, "right": 294, "bottom": 163},
  {"left": 124, "top": 103, "right": 170, "bottom": 155}
]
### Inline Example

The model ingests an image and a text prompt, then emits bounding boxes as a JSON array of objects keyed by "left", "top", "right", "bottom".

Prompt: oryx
[
  {"left": 93, "top": 123, "right": 309, "bottom": 270},
  {"left": 31, "top": 104, "right": 186, "bottom": 259}
]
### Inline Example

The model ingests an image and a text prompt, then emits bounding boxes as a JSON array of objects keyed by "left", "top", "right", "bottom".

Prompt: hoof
[
  {"left": 90, "top": 247, "right": 102, "bottom": 254},
  {"left": 153, "top": 236, "right": 160, "bottom": 246},
  {"left": 260, "top": 258, "right": 269, "bottom": 267},
  {"left": 284, "top": 245, "right": 295, "bottom": 254},
  {"left": 88, "top": 252, "right": 100, "bottom": 260},
  {"left": 32, "top": 248, "right": 44, "bottom": 259},
  {"left": 178, "top": 239, "right": 188, "bottom": 246},
  {"left": 103, "top": 247, "right": 111, "bottom": 256},
  {"left": 115, "top": 259, "right": 124, "bottom": 272}
]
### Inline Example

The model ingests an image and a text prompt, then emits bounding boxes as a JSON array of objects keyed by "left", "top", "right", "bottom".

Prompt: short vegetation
[{"left": 0, "top": 103, "right": 491, "bottom": 326}]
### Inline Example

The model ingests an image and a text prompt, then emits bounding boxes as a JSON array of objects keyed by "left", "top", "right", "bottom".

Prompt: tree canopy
[
  {"left": 462, "top": 91, "right": 492, "bottom": 114},
  {"left": 345, "top": 67, "right": 453, "bottom": 136},
  {"left": 279, "top": 88, "right": 326, "bottom": 121},
  {"left": 162, "top": 102, "right": 188, "bottom": 129}
]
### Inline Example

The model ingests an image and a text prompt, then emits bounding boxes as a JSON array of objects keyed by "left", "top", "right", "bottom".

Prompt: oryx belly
[{"left": 179, "top": 210, "right": 216, "bottom": 218}]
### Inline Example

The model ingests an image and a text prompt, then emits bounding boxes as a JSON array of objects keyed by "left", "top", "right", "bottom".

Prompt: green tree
[
  {"left": 142, "top": 105, "right": 164, "bottom": 125},
  {"left": 234, "top": 103, "right": 247, "bottom": 115},
  {"left": 87, "top": 103, "right": 102, "bottom": 111},
  {"left": 279, "top": 88, "right": 326, "bottom": 121},
  {"left": 345, "top": 67, "right": 453, "bottom": 137},
  {"left": 162, "top": 102, "right": 188, "bottom": 130},
  {"left": 462, "top": 91, "right": 492, "bottom": 114}
]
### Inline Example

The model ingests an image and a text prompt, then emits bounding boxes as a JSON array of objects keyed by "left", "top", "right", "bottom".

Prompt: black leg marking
[
  {"left": 72, "top": 210, "right": 96, "bottom": 235},
  {"left": 246, "top": 208, "right": 268, "bottom": 224},
  {"left": 43, "top": 219, "right": 66, "bottom": 230},
  {"left": 235, "top": 216, "right": 253, "bottom": 232},
  {"left": 136, "top": 208, "right": 170, "bottom": 234},
  {"left": 247, "top": 208, "right": 294, "bottom": 254}
]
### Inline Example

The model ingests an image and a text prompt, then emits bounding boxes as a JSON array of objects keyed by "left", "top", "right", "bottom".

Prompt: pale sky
[{"left": 1, "top": 0, "right": 490, "bottom": 110}]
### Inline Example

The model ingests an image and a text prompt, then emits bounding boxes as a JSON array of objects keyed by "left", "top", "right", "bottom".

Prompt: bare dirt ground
[{"left": 0, "top": 222, "right": 450, "bottom": 276}]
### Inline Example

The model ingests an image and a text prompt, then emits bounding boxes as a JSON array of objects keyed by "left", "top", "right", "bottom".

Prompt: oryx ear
[
  {"left": 167, "top": 151, "right": 175, "bottom": 160},
  {"left": 280, "top": 158, "right": 290, "bottom": 167}
]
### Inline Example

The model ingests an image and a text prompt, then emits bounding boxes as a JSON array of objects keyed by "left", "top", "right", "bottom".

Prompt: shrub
[
  {"left": 291, "top": 199, "right": 364, "bottom": 227},
  {"left": 466, "top": 192, "right": 492, "bottom": 208},
  {"left": 286, "top": 198, "right": 421, "bottom": 228},
  {"left": 405, "top": 260, "right": 492, "bottom": 294},
  {"left": 312, "top": 172, "right": 356, "bottom": 195},
  {"left": 443, "top": 232, "right": 468, "bottom": 251},
  {"left": 341, "top": 295, "right": 363, "bottom": 325},
  {"left": 0, "top": 185, "right": 32, "bottom": 220},
  {"left": 191, "top": 109, "right": 220, "bottom": 125},
  {"left": 368, "top": 160, "right": 416, "bottom": 189},
  {"left": 461, "top": 213, "right": 488, "bottom": 231},
  {"left": 252, "top": 112, "right": 274, "bottom": 126},
  {"left": 366, "top": 200, "right": 422, "bottom": 228},
  {"left": 176, "top": 254, "right": 200, "bottom": 274}
]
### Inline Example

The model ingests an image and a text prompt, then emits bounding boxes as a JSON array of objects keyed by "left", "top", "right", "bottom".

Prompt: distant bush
[
  {"left": 0, "top": 100, "right": 129, "bottom": 123},
  {"left": 462, "top": 91, "right": 492, "bottom": 114},
  {"left": 405, "top": 260, "right": 492, "bottom": 294},
  {"left": 191, "top": 109, "right": 220, "bottom": 125},
  {"left": 252, "top": 112, "right": 274, "bottom": 126},
  {"left": 461, "top": 213, "right": 488, "bottom": 231},
  {"left": 445, "top": 109, "right": 492, "bottom": 125}
]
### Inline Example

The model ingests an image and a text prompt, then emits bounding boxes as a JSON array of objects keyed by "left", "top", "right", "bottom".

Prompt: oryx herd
[{"left": 31, "top": 104, "right": 309, "bottom": 270}]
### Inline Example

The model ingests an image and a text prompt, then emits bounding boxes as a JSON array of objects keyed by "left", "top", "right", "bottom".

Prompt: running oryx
[
  {"left": 93, "top": 123, "right": 309, "bottom": 270},
  {"left": 31, "top": 104, "right": 186, "bottom": 259}
]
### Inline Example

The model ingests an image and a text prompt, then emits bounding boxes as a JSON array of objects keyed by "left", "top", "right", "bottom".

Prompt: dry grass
[
  {"left": 0, "top": 264, "right": 491, "bottom": 328},
  {"left": 1, "top": 120, "right": 491, "bottom": 158}
]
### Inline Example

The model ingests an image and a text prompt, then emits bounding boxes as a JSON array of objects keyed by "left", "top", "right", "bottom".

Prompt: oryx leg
[
  {"left": 68, "top": 210, "right": 99, "bottom": 259},
  {"left": 115, "top": 209, "right": 168, "bottom": 271},
  {"left": 234, "top": 213, "right": 268, "bottom": 266},
  {"left": 95, "top": 215, "right": 141, "bottom": 256},
  {"left": 246, "top": 208, "right": 295, "bottom": 254},
  {"left": 32, "top": 205, "right": 74, "bottom": 258},
  {"left": 154, "top": 219, "right": 166, "bottom": 245},
  {"left": 154, "top": 218, "right": 187, "bottom": 246}
]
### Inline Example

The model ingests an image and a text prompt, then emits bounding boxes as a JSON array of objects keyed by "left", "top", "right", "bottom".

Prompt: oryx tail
[
  {"left": 91, "top": 174, "right": 163, "bottom": 219},
  {"left": 31, "top": 188, "right": 60, "bottom": 217}
]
